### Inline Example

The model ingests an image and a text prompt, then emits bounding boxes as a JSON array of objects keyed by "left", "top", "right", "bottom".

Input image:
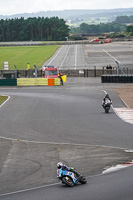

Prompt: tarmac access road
[{"left": 0, "top": 78, "right": 133, "bottom": 199}]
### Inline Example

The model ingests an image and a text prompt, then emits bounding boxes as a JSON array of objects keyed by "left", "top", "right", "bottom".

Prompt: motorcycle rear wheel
[{"left": 62, "top": 176, "right": 74, "bottom": 187}]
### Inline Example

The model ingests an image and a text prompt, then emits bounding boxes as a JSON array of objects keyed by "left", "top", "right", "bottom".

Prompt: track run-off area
[
  {"left": 43, "top": 41, "right": 133, "bottom": 70},
  {"left": 0, "top": 41, "right": 133, "bottom": 199}
]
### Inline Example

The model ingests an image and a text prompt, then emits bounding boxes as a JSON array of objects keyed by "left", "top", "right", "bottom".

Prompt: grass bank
[
  {"left": 0, "top": 96, "right": 8, "bottom": 106},
  {"left": 0, "top": 45, "right": 59, "bottom": 70}
]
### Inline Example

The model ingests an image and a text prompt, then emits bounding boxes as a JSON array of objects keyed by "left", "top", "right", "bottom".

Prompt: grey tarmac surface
[
  {"left": 83, "top": 41, "right": 133, "bottom": 69},
  {"left": 43, "top": 41, "right": 133, "bottom": 70},
  {"left": 0, "top": 138, "right": 133, "bottom": 195},
  {"left": 0, "top": 78, "right": 133, "bottom": 195}
]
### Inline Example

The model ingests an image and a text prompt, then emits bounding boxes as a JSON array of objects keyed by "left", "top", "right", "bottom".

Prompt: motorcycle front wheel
[
  {"left": 105, "top": 107, "right": 110, "bottom": 113},
  {"left": 62, "top": 176, "right": 74, "bottom": 187},
  {"left": 79, "top": 176, "right": 87, "bottom": 184}
]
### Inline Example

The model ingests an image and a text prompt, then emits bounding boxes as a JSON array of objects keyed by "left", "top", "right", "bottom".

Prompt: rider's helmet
[
  {"left": 57, "top": 162, "right": 63, "bottom": 169},
  {"left": 105, "top": 94, "right": 109, "bottom": 98}
]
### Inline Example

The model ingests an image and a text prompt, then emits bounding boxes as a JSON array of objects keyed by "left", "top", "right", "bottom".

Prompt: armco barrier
[
  {"left": 54, "top": 78, "right": 60, "bottom": 85},
  {"left": 101, "top": 75, "right": 133, "bottom": 83},
  {"left": 17, "top": 78, "right": 60, "bottom": 86},
  {"left": 0, "top": 78, "right": 60, "bottom": 86},
  {"left": 17, "top": 78, "right": 48, "bottom": 86},
  {"left": 0, "top": 78, "right": 17, "bottom": 86}
]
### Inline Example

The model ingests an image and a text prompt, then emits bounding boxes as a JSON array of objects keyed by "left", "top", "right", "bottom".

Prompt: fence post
[
  {"left": 115, "top": 61, "right": 120, "bottom": 75},
  {"left": 34, "top": 64, "right": 37, "bottom": 78},
  {"left": 87, "top": 69, "right": 88, "bottom": 77},
  {"left": 14, "top": 65, "right": 17, "bottom": 79},
  {"left": 25, "top": 69, "right": 28, "bottom": 78},
  {"left": 94, "top": 66, "right": 96, "bottom": 77},
  {"left": 127, "top": 68, "right": 128, "bottom": 74},
  {"left": 84, "top": 69, "right": 85, "bottom": 77}
]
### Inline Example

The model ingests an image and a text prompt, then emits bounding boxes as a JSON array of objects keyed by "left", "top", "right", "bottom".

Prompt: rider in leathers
[
  {"left": 102, "top": 94, "right": 112, "bottom": 107},
  {"left": 57, "top": 162, "right": 80, "bottom": 177}
]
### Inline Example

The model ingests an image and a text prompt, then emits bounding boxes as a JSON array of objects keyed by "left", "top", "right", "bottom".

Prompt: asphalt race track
[
  {"left": 0, "top": 42, "right": 133, "bottom": 199},
  {"left": 1, "top": 167, "right": 133, "bottom": 200},
  {"left": 0, "top": 81, "right": 133, "bottom": 147}
]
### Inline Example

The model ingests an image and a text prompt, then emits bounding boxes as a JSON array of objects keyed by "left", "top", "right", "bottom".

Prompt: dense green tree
[
  {"left": 115, "top": 16, "right": 131, "bottom": 23},
  {"left": 127, "top": 25, "right": 133, "bottom": 36},
  {"left": 70, "top": 22, "right": 125, "bottom": 35},
  {"left": 127, "top": 25, "right": 133, "bottom": 32},
  {"left": 115, "top": 15, "right": 133, "bottom": 24},
  {"left": 0, "top": 17, "right": 69, "bottom": 41}
]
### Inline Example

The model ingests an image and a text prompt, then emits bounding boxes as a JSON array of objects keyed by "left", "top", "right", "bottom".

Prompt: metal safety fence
[{"left": 0, "top": 68, "right": 133, "bottom": 78}]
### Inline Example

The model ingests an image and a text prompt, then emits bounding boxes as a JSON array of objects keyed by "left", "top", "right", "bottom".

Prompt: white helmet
[{"left": 57, "top": 162, "right": 63, "bottom": 169}]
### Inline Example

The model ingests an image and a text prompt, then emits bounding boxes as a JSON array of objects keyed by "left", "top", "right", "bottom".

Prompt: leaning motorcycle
[
  {"left": 57, "top": 168, "right": 87, "bottom": 187},
  {"left": 103, "top": 99, "right": 112, "bottom": 113}
]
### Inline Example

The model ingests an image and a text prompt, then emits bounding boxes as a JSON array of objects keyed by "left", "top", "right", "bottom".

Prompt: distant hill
[{"left": 0, "top": 8, "right": 133, "bottom": 26}]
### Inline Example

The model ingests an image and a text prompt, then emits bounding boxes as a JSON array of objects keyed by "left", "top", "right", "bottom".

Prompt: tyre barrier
[
  {"left": 101, "top": 75, "right": 133, "bottom": 83},
  {"left": 0, "top": 78, "right": 60, "bottom": 86}
]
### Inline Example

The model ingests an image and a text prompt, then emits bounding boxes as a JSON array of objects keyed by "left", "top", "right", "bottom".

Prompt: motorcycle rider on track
[
  {"left": 102, "top": 94, "right": 112, "bottom": 108},
  {"left": 57, "top": 162, "right": 80, "bottom": 178}
]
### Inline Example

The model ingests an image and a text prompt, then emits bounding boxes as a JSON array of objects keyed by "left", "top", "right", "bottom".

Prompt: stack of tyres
[
  {"left": 119, "top": 75, "right": 123, "bottom": 83},
  {"left": 131, "top": 75, "right": 133, "bottom": 83},
  {"left": 112, "top": 75, "right": 116, "bottom": 83},
  {"left": 101, "top": 75, "right": 108, "bottom": 83},
  {"left": 109, "top": 75, "right": 112, "bottom": 83},
  {"left": 101, "top": 75, "right": 104, "bottom": 83},
  {"left": 123, "top": 76, "right": 125, "bottom": 83},
  {"left": 128, "top": 75, "right": 131, "bottom": 83},
  {"left": 127, "top": 76, "right": 130, "bottom": 83},
  {"left": 106, "top": 75, "right": 109, "bottom": 83},
  {"left": 105, "top": 75, "right": 108, "bottom": 83},
  {"left": 120, "top": 75, "right": 122, "bottom": 83},
  {"left": 125, "top": 76, "right": 128, "bottom": 83},
  {"left": 130, "top": 75, "right": 132, "bottom": 83},
  {"left": 118, "top": 75, "right": 120, "bottom": 83},
  {"left": 115, "top": 75, "right": 118, "bottom": 83},
  {"left": 128, "top": 75, "right": 133, "bottom": 83},
  {"left": 101, "top": 75, "right": 133, "bottom": 83}
]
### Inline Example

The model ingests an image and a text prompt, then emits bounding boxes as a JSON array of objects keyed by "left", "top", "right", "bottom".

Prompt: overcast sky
[{"left": 0, "top": 0, "right": 133, "bottom": 15}]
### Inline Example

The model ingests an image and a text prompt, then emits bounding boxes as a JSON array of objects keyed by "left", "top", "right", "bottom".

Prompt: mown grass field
[
  {"left": 0, "top": 96, "right": 8, "bottom": 106},
  {"left": 0, "top": 45, "right": 59, "bottom": 70}
]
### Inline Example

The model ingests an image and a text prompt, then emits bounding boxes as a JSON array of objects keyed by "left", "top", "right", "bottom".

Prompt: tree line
[
  {"left": 0, "top": 17, "right": 69, "bottom": 41},
  {"left": 127, "top": 26, "right": 133, "bottom": 35},
  {"left": 115, "top": 15, "right": 133, "bottom": 24},
  {"left": 70, "top": 22, "right": 126, "bottom": 35}
]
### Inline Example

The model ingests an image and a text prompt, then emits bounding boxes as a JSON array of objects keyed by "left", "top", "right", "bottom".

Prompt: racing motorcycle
[
  {"left": 103, "top": 99, "right": 112, "bottom": 113},
  {"left": 57, "top": 168, "right": 87, "bottom": 187}
]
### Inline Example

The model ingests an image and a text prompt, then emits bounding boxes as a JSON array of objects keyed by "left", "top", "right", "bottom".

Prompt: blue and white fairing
[{"left": 57, "top": 168, "right": 79, "bottom": 184}]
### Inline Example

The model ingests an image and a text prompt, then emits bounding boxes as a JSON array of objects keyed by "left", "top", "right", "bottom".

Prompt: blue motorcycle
[{"left": 57, "top": 168, "right": 87, "bottom": 187}]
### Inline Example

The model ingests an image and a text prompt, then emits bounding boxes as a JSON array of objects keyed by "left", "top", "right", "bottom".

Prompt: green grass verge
[
  {"left": 0, "top": 95, "right": 8, "bottom": 106},
  {"left": 0, "top": 45, "right": 59, "bottom": 70}
]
